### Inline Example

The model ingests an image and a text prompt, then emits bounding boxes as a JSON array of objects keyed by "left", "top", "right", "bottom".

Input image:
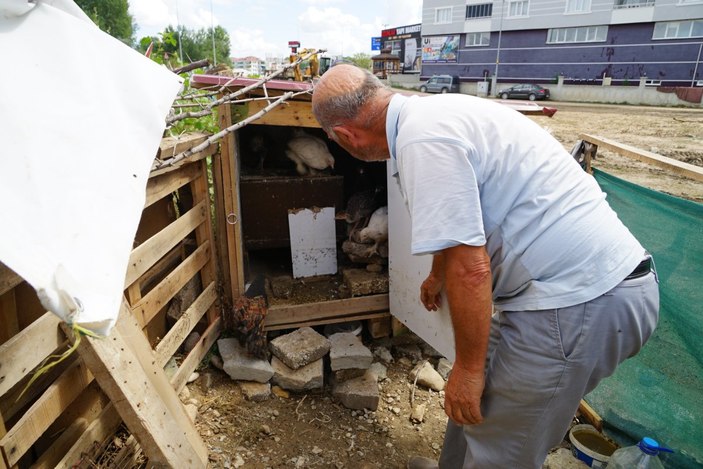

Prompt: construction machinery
[{"left": 286, "top": 41, "right": 331, "bottom": 81}]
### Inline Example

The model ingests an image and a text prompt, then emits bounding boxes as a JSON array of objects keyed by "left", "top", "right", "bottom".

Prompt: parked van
[{"left": 420, "top": 75, "right": 460, "bottom": 94}]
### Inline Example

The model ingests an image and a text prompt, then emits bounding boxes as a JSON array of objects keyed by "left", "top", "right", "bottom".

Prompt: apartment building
[
  {"left": 232, "top": 56, "right": 266, "bottom": 76},
  {"left": 420, "top": 0, "right": 703, "bottom": 86}
]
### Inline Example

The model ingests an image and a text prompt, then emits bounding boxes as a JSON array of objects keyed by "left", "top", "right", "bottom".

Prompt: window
[
  {"left": 435, "top": 7, "right": 453, "bottom": 24},
  {"left": 653, "top": 20, "right": 703, "bottom": 39},
  {"left": 508, "top": 0, "right": 529, "bottom": 17},
  {"left": 613, "top": 0, "right": 654, "bottom": 8},
  {"left": 466, "top": 32, "right": 491, "bottom": 46},
  {"left": 466, "top": 3, "right": 493, "bottom": 18},
  {"left": 547, "top": 25, "right": 608, "bottom": 43},
  {"left": 565, "top": 0, "right": 591, "bottom": 12}
]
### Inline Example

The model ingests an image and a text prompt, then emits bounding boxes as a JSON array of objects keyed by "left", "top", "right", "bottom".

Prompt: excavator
[{"left": 285, "top": 41, "right": 331, "bottom": 81}]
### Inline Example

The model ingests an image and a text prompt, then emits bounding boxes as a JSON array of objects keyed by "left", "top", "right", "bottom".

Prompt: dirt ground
[{"left": 182, "top": 102, "right": 702, "bottom": 469}]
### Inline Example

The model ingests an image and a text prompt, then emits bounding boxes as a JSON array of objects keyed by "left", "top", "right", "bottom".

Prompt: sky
[{"left": 129, "top": 0, "right": 423, "bottom": 60}]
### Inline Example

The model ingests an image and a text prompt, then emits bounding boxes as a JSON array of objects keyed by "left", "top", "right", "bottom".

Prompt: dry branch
[
  {"left": 156, "top": 91, "right": 299, "bottom": 169},
  {"left": 177, "top": 48, "right": 324, "bottom": 102},
  {"left": 172, "top": 59, "right": 210, "bottom": 75}
]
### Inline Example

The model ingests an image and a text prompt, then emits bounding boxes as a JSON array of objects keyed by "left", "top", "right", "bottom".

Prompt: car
[
  {"left": 498, "top": 84, "right": 550, "bottom": 101},
  {"left": 420, "top": 75, "right": 460, "bottom": 94}
]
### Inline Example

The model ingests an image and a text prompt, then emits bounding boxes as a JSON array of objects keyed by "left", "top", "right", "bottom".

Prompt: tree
[
  {"left": 74, "top": 0, "right": 136, "bottom": 46},
  {"left": 345, "top": 52, "right": 372, "bottom": 70},
  {"left": 137, "top": 25, "right": 232, "bottom": 68}
]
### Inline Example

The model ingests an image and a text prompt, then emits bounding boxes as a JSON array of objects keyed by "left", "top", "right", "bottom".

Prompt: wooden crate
[{"left": 0, "top": 134, "right": 218, "bottom": 468}]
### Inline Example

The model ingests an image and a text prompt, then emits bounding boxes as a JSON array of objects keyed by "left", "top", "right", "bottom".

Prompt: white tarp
[{"left": 0, "top": 0, "right": 183, "bottom": 335}]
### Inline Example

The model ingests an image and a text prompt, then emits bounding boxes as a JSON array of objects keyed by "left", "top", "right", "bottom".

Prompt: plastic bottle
[{"left": 608, "top": 437, "right": 673, "bottom": 469}]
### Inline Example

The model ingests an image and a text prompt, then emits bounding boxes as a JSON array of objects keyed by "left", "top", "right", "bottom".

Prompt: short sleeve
[{"left": 397, "top": 139, "right": 486, "bottom": 255}]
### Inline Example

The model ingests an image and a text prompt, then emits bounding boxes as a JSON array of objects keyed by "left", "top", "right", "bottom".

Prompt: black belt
[{"left": 625, "top": 257, "right": 653, "bottom": 280}]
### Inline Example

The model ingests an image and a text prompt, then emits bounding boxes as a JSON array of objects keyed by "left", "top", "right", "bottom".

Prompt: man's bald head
[{"left": 312, "top": 64, "right": 391, "bottom": 133}]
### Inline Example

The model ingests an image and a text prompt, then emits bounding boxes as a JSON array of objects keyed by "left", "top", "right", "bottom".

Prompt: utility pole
[
  {"left": 210, "top": 0, "right": 217, "bottom": 66},
  {"left": 493, "top": 0, "right": 505, "bottom": 97}
]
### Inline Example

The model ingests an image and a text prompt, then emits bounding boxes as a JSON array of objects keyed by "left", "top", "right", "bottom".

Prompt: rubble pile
[{"left": 213, "top": 326, "right": 451, "bottom": 412}]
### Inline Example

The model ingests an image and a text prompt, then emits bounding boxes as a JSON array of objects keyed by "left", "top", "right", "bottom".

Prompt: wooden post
[
  {"left": 214, "top": 101, "right": 245, "bottom": 300},
  {"left": 72, "top": 300, "right": 207, "bottom": 468}
]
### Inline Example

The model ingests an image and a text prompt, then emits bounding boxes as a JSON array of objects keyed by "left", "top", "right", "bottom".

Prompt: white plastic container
[
  {"left": 568, "top": 424, "right": 617, "bottom": 468},
  {"left": 608, "top": 437, "right": 673, "bottom": 469}
]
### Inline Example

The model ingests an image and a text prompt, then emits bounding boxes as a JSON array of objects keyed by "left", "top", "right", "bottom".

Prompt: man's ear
[{"left": 332, "top": 125, "right": 355, "bottom": 144}]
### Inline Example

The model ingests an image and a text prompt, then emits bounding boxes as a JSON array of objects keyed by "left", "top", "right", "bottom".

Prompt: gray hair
[{"left": 312, "top": 67, "right": 389, "bottom": 132}]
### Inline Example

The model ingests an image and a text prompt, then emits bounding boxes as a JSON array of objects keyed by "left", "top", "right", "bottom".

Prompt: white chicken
[
  {"left": 285, "top": 130, "right": 335, "bottom": 175},
  {"left": 357, "top": 206, "right": 388, "bottom": 256}
]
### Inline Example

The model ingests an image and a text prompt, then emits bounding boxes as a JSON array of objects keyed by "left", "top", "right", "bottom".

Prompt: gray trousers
[{"left": 439, "top": 270, "right": 659, "bottom": 469}]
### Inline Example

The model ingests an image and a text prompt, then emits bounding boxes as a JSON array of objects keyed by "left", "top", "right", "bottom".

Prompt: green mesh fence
[{"left": 585, "top": 169, "right": 703, "bottom": 469}]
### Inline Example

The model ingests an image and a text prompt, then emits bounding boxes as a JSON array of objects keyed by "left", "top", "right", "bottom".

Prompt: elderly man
[{"left": 311, "top": 64, "right": 659, "bottom": 469}]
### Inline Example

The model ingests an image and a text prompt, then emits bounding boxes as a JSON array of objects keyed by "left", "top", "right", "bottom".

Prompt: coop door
[
  {"left": 288, "top": 207, "right": 337, "bottom": 278},
  {"left": 387, "top": 163, "right": 456, "bottom": 362}
]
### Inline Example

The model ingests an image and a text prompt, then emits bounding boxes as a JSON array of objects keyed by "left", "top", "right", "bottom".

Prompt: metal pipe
[
  {"left": 494, "top": 0, "right": 505, "bottom": 96},
  {"left": 691, "top": 42, "right": 702, "bottom": 87}
]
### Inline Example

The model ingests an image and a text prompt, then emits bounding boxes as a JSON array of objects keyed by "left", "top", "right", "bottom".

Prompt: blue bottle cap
[{"left": 639, "top": 437, "right": 674, "bottom": 455}]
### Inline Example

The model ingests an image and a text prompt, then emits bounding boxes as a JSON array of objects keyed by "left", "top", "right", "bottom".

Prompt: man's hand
[
  {"left": 420, "top": 273, "right": 443, "bottom": 311},
  {"left": 444, "top": 364, "right": 485, "bottom": 425}
]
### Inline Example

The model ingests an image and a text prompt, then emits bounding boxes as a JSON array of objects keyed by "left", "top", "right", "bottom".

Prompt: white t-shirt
[{"left": 386, "top": 93, "right": 645, "bottom": 310}]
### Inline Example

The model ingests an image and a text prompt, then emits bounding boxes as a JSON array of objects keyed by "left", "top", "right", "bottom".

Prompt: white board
[
  {"left": 387, "top": 164, "right": 456, "bottom": 362},
  {"left": 288, "top": 207, "right": 337, "bottom": 278}
]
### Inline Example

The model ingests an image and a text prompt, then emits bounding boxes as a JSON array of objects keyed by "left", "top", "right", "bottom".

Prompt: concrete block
[
  {"left": 329, "top": 332, "right": 373, "bottom": 371},
  {"left": 331, "top": 368, "right": 367, "bottom": 385},
  {"left": 269, "top": 326, "right": 331, "bottom": 370},
  {"left": 342, "top": 268, "right": 389, "bottom": 297},
  {"left": 271, "top": 356, "right": 324, "bottom": 391},
  {"left": 332, "top": 371, "right": 379, "bottom": 410},
  {"left": 218, "top": 338, "right": 274, "bottom": 383}
]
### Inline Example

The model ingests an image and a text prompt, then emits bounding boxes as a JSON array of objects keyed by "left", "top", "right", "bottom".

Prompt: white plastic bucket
[{"left": 568, "top": 424, "right": 618, "bottom": 468}]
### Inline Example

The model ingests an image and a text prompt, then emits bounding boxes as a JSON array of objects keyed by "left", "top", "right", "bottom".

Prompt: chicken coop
[{"left": 192, "top": 75, "right": 395, "bottom": 336}]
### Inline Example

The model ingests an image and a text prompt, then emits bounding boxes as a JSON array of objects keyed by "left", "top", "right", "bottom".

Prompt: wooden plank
[
  {"left": 190, "top": 161, "right": 219, "bottom": 323},
  {"left": 265, "top": 311, "right": 390, "bottom": 332},
  {"left": 217, "top": 102, "right": 245, "bottom": 298},
  {"left": 0, "top": 263, "right": 22, "bottom": 297},
  {"left": 0, "top": 353, "right": 77, "bottom": 424},
  {"left": 211, "top": 141, "right": 232, "bottom": 304},
  {"left": 131, "top": 241, "right": 211, "bottom": 327},
  {"left": 150, "top": 143, "right": 217, "bottom": 179},
  {"left": 0, "top": 291, "right": 19, "bottom": 346},
  {"left": 155, "top": 281, "right": 217, "bottom": 367},
  {"left": 578, "top": 399, "right": 603, "bottom": 432},
  {"left": 31, "top": 417, "right": 87, "bottom": 469},
  {"left": 0, "top": 312, "right": 63, "bottom": 396},
  {"left": 145, "top": 162, "right": 200, "bottom": 209},
  {"left": 247, "top": 100, "right": 321, "bottom": 128},
  {"left": 1, "top": 360, "right": 92, "bottom": 466},
  {"left": 73, "top": 301, "right": 207, "bottom": 467},
  {"left": 55, "top": 404, "right": 122, "bottom": 469},
  {"left": 134, "top": 246, "right": 182, "bottom": 294},
  {"left": 113, "top": 306, "right": 207, "bottom": 463},
  {"left": 367, "top": 315, "right": 392, "bottom": 339},
  {"left": 170, "top": 317, "right": 222, "bottom": 393},
  {"left": 264, "top": 294, "right": 389, "bottom": 327},
  {"left": 158, "top": 133, "right": 208, "bottom": 161},
  {"left": 60, "top": 281, "right": 215, "bottom": 469},
  {"left": 125, "top": 200, "right": 208, "bottom": 288},
  {"left": 579, "top": 133, "right": 703, "bottom": 182}
]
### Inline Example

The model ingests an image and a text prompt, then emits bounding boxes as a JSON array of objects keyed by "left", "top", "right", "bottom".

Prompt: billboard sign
[
  {"left": 422, "top": 35, "right": 460, "bottom": 63},
  {"left": 371, "top": 36, "right": 382, "bottom": 51}
]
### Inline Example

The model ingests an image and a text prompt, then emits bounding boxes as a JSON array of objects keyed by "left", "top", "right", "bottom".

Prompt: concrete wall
[{"left": 384, "top": 74, "right": 703, "bottom": 108}]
